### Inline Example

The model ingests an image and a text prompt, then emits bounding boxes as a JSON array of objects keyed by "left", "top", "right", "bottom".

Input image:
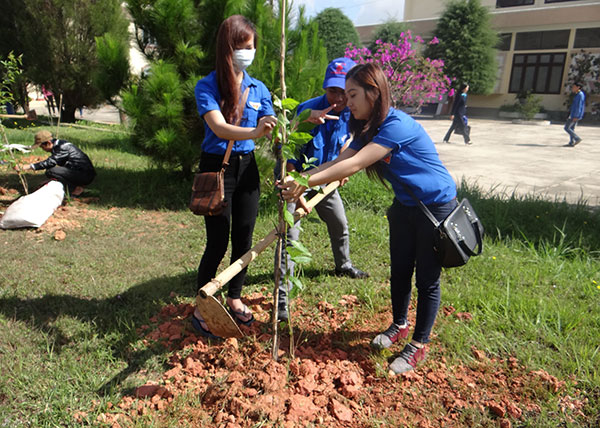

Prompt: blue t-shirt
[
  {"left": 195, "top": 70, "right": 275, "bottom": 154},
  {"left": 570, "top": 90, "right": 585, "bottom": 119},
  {"left": 290, "top": 94, "right": 351, "bottom": 171},
  {"left": 349, "top": 108, "right": 456, "bottom": 206}
]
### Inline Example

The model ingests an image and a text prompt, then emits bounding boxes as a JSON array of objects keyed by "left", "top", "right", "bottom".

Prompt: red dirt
[{"left": 91, "top": 293, "right": 586, "bottom": 427}]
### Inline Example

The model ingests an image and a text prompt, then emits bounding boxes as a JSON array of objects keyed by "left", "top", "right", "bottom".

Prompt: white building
[{"left": 357, "top": 0, "right": 600, "bottom": 117}]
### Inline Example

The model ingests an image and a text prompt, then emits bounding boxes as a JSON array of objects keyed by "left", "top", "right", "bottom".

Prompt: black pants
[
  {"left": 443, "top": 116, "right": 470, "bottom": 143},
  {"left": 388, "top": 198, "right": 457, "bottom": 343},
  {"left": 196, "top": 152, "right": 260, "bottom": 298},
  {"left": 45, "top": 166, "right": 95, "bottom": 193}
]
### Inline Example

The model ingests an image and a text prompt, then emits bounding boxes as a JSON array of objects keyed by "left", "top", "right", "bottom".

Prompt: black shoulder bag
[{"left": 401, "top": 183, "right": 484, "bottom": 268}]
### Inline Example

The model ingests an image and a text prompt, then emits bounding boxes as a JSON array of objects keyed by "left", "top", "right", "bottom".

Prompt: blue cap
[{"left": 323, "top": 57, "right": 356, "bottom": 90}]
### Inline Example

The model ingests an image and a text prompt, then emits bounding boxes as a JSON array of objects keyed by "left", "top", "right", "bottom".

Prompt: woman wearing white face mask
[{"left": 192, "top": 14, "right": 277, "bottom": 339}]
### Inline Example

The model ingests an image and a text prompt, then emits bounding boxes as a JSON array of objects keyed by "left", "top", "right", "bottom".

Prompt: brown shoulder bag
[{"left": 189, "top": 88, "right": 250, "bottom": 216}]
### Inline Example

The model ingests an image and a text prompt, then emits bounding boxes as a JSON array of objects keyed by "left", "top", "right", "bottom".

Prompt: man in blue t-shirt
[
  {"left": 277, "top": 58, "right": 368, "bottom": 321},
  {"left": 564, "top": 82, "right": 585, "bottom": 147}
]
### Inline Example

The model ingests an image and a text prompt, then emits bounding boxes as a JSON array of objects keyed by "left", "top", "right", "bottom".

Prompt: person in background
[
  {"left": 564, "top": 82, "right": 585, "bottom": 147},
  {"left": 192, "top": 15, "right": 276, "bottom": 339},
  {"left": 16, "top": 130, "right": 95, "bottom": 196},
  {"left": 443, "top": 83, "right": 471, "bottom": 145},
  {"left": 280, "top": 63, "right": 457, "bottom": 374},
  {"left": 41, "top": 85, "right": 56, "bottom": 115},
  {"left": 276, "top": 57, "right": 369, "bottom": 322}
]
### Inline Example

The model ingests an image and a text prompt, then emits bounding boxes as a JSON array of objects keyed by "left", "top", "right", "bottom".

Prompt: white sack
[{"left": 0, "top": 181, "right": 65, "bottom": 229}]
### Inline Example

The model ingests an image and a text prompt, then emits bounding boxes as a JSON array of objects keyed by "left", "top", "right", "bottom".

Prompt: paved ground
[
  {"left": 420, "top": 117, "right": 600, "bottom": 206},
  {"left": 26, "top": 99, "right": 600, "bottom": 206},
  {"left": 29, "top": 99, "right": 121, "bottom": 124}
]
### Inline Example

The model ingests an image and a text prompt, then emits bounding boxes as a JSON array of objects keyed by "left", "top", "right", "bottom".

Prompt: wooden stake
[{"left": 272, "top": 0, "right": 288, "bottom": 361}]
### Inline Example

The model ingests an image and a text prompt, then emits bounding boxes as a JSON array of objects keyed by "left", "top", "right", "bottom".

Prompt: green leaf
[
  {"left": 290, "top": 239, "right": 311, "bottom": 255},
  {"left": 289, "top": 254, "right": 312, "bottom": 265},
  {"left": 296, "top": 121, "right": 317, "bottom": 133},
  {"left": 302, "top": 155, "right": 318, "bottom": 170},
  {"left": 289, "top": 132, "right": 313, "bottom": 146},
  {"left": 288, "top": 240, "right": 312, "bottom": 264},
  {"left": 289, "top": 276, "right": 305, "bottom": 299},
  {"left": 282, "top": 145, "right": 296, "bottom": 161},
  {"left": 283, "top": 208, "right": 295, "bottom": 228},
  {"left": 296, "top": 108, "right": 312, "bottom": 122},
  {"left": 277, "top": 112, "right": 289, "bottom": 127},
  {"left": 282, "top": 98, "right": 300, "bottom": 111},
  {"left": 289, "top": 171, "right": 310, "bottom": 188}
]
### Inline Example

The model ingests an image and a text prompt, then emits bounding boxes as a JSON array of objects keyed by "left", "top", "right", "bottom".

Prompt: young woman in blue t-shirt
[
  {"left": 281, "top": 63, "right": 457, "bottom": 374},
  {"left": 192, "top": 15, "right": 276, "bottom": 338}
]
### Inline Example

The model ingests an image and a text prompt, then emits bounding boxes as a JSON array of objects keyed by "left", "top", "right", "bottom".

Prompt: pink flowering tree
[{"left": 345, "top": 31, "right": 454, "bottom": 112}]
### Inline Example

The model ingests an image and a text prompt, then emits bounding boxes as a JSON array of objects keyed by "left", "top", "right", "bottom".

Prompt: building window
[
  {"left": 509, "top": 53, "right": 566, "bottom": 94},
  {"left": 515, "top": 30, "right": 570, "bottom": 50},
  {"left": 496, "top": 0, "right": 534, "bottom": 7},
  {"left": 574, "top": 28, "right": 600, "bottom": 48},
  {"left": 497, "top": 33, "right": 512, "bottom": 51},
  {"left": 544, "top": 0, "right": 580, "bottom": 3}
]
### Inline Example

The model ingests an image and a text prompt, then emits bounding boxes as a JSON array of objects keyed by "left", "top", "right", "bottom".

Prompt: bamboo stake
[{"left": 272, "top": 0, "right": 288, "bottom": 361}]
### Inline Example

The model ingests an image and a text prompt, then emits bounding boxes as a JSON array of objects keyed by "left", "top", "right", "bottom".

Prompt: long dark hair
[
  {"left": 346, "top": 63, "right": 391, "bottom": 183},
  {"left": 215, "top": 15, "right": 257, "bottom": 124}
]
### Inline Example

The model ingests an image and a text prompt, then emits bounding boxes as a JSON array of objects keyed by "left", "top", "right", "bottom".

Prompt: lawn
[{"left": 1, "top": 121, "right": 599, "bottom": 427}]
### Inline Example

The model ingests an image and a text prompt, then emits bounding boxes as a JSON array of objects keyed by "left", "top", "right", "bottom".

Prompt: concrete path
[
  {"left": 29, "top": 99, "right": 121, "bottom": 124},
  {"left": 419, "top": 118, "right": 600, "bottom": 206}
]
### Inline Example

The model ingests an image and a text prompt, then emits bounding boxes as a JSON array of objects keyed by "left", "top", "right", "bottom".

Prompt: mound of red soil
[{"left": 92, "top": 294, "right": 586, "bottom": 427}]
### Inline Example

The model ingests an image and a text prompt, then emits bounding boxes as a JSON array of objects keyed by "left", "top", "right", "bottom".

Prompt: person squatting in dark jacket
[
  {"left": 17, "top": 130, "right": 96, "bottom": 195},
  {"left": 443, "top": 83, "right": 471, "bottom": 145}
]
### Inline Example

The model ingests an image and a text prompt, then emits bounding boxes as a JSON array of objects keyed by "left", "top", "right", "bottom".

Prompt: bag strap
[
  {"left": 222, "top": 87, "right": 250, "bottom": 168},
  {"left": 458, "top": 223, "right": 483, "bottom": 256},
  {"left": 457, "top": 209, "right": 484, "bottom": 256},
  {"left": 399, "top": 182, "right": 441, "bottom": 228}
]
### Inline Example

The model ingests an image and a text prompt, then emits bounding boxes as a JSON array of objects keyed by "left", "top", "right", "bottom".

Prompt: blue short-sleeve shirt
[
  {"left": 289, "top": 94, "right": 352, "bottom": 171},
  {"left": 195, "top": 70, "right": 275, "bottom": 154},
  {"left": 350, "top": 108, "right": 456, "bottom": 206}
]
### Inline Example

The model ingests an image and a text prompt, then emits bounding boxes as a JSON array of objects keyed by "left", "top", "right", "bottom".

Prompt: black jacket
[
  {"left": 32, "top": 139, "right": 95, "bottom": 173},
  {"left": 451, "top": 94, "right": 467, "bottom": 118}
]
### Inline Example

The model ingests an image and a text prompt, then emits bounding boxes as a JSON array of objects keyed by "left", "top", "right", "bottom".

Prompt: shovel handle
[{"left": 199, "top": 180, "right": 341, "bottom": 298}]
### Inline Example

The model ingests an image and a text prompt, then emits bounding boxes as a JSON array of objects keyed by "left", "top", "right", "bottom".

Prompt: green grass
[{"left": 1, "top": 123, "right": 599, "bottom": 426}]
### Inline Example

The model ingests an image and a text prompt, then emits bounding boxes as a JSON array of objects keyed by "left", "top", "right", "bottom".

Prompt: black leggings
[{"left": 196, "top": 152, "right": 260, "bottom": 298}]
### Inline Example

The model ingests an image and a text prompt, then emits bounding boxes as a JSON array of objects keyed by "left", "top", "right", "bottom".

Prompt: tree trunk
[{"left": 61, "top": 105, "right": 76, "bottom": 123}]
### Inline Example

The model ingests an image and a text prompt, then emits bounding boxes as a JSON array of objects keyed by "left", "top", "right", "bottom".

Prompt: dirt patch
[
  {"left": 1, "top": 191, "right": 176, "bottom": 239},
  {"left": 90, "top": 294, "right": 587, "bottom": 427}
]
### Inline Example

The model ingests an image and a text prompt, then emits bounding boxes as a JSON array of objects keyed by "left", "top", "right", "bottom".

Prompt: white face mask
[{"left": 232, "top": 49, "right": 256, "bottom": 71}]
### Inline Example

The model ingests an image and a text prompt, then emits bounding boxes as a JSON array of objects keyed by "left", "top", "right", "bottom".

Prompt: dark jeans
[
  {"left": 387, "top": 197, "right": 457, "bottom": 344},
  {"left": 196, "top": 152, "right": 260, "bottom": 299},
  {"left": 443, "top": 116, "right": 470, "bottom": 143},
  {"left": 45, "top": 166, "right": 95, "bottom": 193}
]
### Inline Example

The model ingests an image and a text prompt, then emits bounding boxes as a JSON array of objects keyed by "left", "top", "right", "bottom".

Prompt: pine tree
[
  {"left": 123, "top": 0, "right": 327, "bottom": 176},
  {"left": 425, "top": 0, "right": 498, "bottom": 94},
  {"left": 313, "top": 8, "right": 360, "bottom": 61},
  {"left": 0, "top": 0, "right": 130, "bottom": 122}
]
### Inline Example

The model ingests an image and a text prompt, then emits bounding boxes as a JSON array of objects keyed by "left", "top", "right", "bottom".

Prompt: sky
[{"left": 294, "top": 0, "right": 405, "bottom": 27}]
